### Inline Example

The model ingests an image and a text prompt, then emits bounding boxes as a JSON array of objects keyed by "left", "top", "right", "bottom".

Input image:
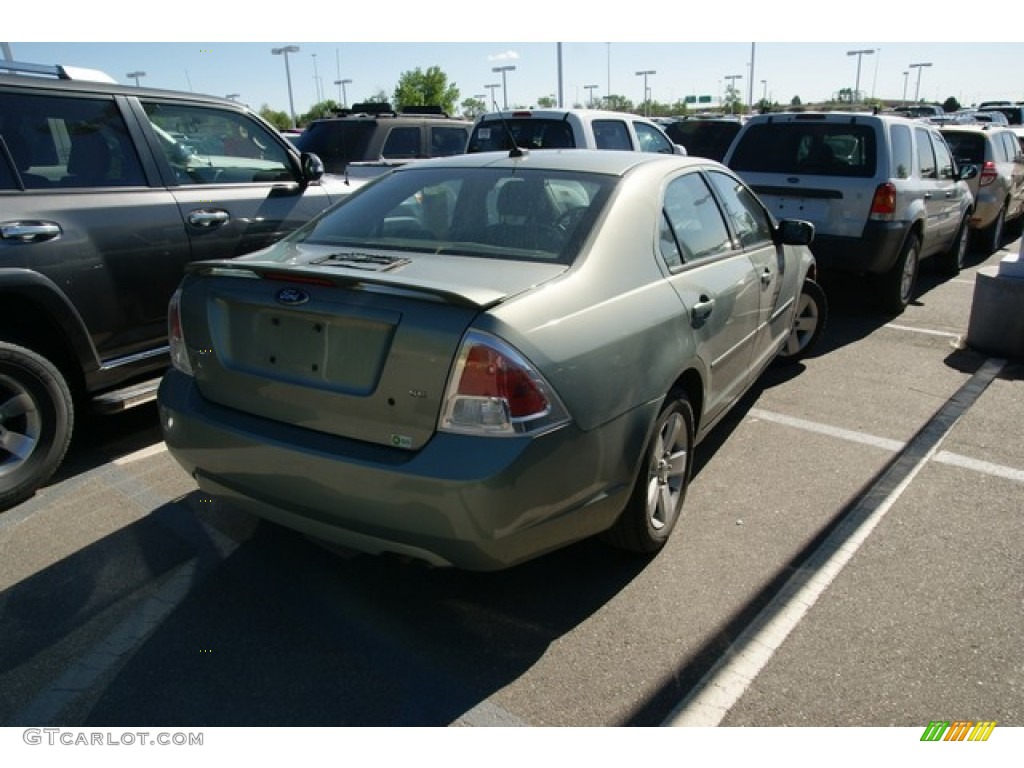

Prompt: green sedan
[{"left": 158, "top": 149, "right": 826, "bottom": 570}]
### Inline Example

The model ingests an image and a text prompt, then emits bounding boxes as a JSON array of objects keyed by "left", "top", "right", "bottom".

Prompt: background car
[
  {"left": 663, "top": 116, "right": 745, "bottom": 162},
  {"left": 724, "top": 111, "right": 977, "bottom": 313},
  {"left": 158, "top": 149, "right": 824, "bottom": 571},
  {"left": 939, "top": 123, "right": 1024, "bottom": 254},
  {"left": 466, "top": 108, "right": 685, "bottom": 155}
]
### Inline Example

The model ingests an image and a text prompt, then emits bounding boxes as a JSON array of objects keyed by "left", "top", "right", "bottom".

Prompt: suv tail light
[
  {"left": 979, "top": 161, "right": 999, "bottom": 187},
  {"left": 168, "top": 289, "right": 193, "bottom": 376},
  {"left": 869, "top": 182, "right": 897, "bottom": 220},
  {"left": 440, "top": 330, "right": 570, "bottom": 437}
]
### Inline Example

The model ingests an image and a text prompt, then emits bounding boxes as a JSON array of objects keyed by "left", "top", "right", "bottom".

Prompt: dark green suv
[{"left": 0, "top": 60, "right": 338, "bottom": 509}]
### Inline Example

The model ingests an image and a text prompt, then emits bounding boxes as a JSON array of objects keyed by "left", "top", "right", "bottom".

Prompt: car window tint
[
  {"left": 915, "top": 127, "right": 937, "bottom": 179},
  {"left": 0, "top": 133, "right": 22, "bottom": 189},
  {"left": 730, "top": 122, "right": 876, "bottom": 178},
  {"left": 943, "top": 132, "right": 985, "bottom": 165},
  {"left": 706, "top": 170, "right": 773, "bottom": 249},
  {"left": 468, "top": 119, "right": 574, "bottom": 152},
  {"left": 634, "top": 121, "right": 673, "bottom": 154},
  {"left": 0, "top": 92, "right": 145, "bottom": 188},
  {"left": 143, "top": 102, "right": 296, "bottom": 185},
  {"left": 890, "top": 124, "right": 913, "bottom": 179},
  {"left": 931, "top": 135, "right": 955, "bottom": 180},
  {"left": 382, "top": 126, "right": 421, "bottom": 159},
  {"left": 431, "top": 126, "right": 469, "bottom": 156},
  {"left": 592, "top": 120, "right": 632, "bottom": 150},
  {"left": 662, "top": 172, "right": 732, "bottom": 263},
  {"left": 293, "top": 120, "right": 375, "bottom": 173}
]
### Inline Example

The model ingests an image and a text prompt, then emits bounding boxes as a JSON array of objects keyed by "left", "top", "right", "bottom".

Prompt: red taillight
[
  {"left": 979, "top": 161, "right": 999, "bottom": 187},
  {"left": 458, "top": 345, "right": 548, "bottom": 418},
  {"left": 870, "top": 183, "right": 897, "bottom": 217}
]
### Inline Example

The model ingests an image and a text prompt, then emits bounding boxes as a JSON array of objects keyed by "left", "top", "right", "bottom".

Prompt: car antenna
[{"left": 491, "top": 100, "right": 527, "bottom": 158}]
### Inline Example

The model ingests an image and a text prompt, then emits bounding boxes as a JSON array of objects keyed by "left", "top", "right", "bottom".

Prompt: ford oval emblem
[{"left": 276, "top": 288, "right": 310, "bottom": 306}]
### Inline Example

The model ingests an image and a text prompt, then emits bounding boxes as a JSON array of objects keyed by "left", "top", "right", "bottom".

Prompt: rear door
[
  {"left": 914, "top": 126, "right": 958, "bottom": 253},
  {"left": 134, "top": 99, "right": 333, "bottom": 262},
  {"left": 0, "top": 88, "right": 190, "bottom": 364}
]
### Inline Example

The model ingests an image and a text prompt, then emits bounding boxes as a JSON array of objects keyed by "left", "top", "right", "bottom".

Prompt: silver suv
[
  {"left": 467, "top": 108, "right": 685, "bottom": 155},
  {"left": 724, "top": 111, "right": 977, "bottom": 313},
  {"left": 939, "top": 124, "right": 1024, "bottom": 254}
]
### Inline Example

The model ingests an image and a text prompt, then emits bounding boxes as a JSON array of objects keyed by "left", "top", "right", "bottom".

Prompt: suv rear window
[
  {"left": 468, "top": 119, "right": 575, "bottom": 152},
  {"left": 664, "top": 121, "right": 741, "bottom": 161},
  {"left": 942, "top": 132, "right": 986, "bottom": 165},
  {"left": 730, "top": 122, "right": 877, "bottom": 178},
  {"left": 293, "top": 121, "right": 376, "bottom": 173}
]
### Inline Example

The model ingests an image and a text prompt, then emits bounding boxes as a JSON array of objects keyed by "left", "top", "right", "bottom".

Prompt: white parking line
[
  {"left": 664, "top": 358, "right": 1007, "bottom": 726},
  {"left": 112, "top": 442, "right": 168, "bottom": 465},
  {"left": 883, "top": 323, "right": 962, "bottom": 339}
]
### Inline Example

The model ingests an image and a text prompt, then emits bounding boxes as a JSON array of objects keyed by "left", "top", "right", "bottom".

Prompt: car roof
[
  {"left": 390, "top": 147, "right": 709, "bottom": 176},
  {"left": 475, "top": 108, "right": 661, "bottom": 123}
]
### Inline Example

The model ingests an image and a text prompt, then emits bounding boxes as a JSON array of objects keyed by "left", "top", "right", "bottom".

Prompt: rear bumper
[
  {"left": 809, "top": 220, "right": 909, "bottom": 275},
  {"left": 158, "top": 370, "right": 654, "bottom": 570}
]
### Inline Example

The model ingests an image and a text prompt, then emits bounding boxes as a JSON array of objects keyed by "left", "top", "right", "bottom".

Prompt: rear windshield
[
  {"left": 467, "top": 119, "right": 576, "bottom": 152},
  {"left": 292, "top": 120, "right": 376, "bottom": 173},
  {"left": 287, "top": 165, "right": 616, "bottom": 264},
  {"left": 941, "top": 132, "right": 986, "bottom": 165},
  {"left": 729, "top": 121, "right": 877, "bottom": 178},
  {"left": 664, "top": 121, "right": 741, "bottom": 161}
]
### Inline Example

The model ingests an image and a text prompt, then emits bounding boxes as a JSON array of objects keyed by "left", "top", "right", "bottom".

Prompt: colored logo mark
[{"left": 920, "top": 720, "right": 997, "bottom": 742}]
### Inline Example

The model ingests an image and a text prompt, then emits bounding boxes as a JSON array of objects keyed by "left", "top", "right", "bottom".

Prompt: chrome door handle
[
  {"left": 1, "top": 221, "right": 62, "bottom": 242},
  {"left": 187, "top": 209, "right": 230, "bottom": 227},
  {"left": 760, "top": 268, "right": 773, "bottom": 286},
  {"left": 691, "top": 296, "right": 715, "bottom": 327}
]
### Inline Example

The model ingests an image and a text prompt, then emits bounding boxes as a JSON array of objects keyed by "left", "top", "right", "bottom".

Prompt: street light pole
[
  {"left": 846, "top": 48, "right": 874, "bottom": 104},
  {"left": 335, "top": 78, "right": 351, "bottom": 108},
  {"left": 724, "top": 74, "right": 742, "bottom": 113},
  {"left": 909, "top": 62, "right": 932, "bottom": 104},
  {"left": 492, "top": 65, "right": 515, "bottom": 109},
  {"left": 902, "top": 71, "right": 909, "bottom": 106},
  {"left": 272, "top": 45, "right": 300, "bottom": 128},
  {"left": 484, "top": 83, "right": 501, "bottom": 110},
  {"left": 635, "top": 70, "right": 655, "bottom": 116},
  {"left": 126, "top": 70, "right": 146, "bottom": 87},
  {"left": 584, "top": 84, "right": 599, "bottom": 108}
]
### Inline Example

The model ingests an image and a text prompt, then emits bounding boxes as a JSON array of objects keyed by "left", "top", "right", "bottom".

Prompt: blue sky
[{"left": 6, "top": 5, "right": 1022, "bottom": 117}]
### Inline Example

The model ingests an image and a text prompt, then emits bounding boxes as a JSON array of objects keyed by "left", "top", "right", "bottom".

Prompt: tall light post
[
  {"left": 846, "top": 48, "right": 874, "bottom": 104},
  {"left": 761, "top": 79, "right": 767, "bottom": 108},
  {"left": 126, "top": 70, "right": 145, "bottom": 86},
  {"left": 484, "top": 82, "right": 501, "bottom": 109},
  {"left": 902, "top": 71, "right": 909, "bottom": 106},
  {"left": 635, "top": 70, "right": 655, "bottom": 116},
  {"left": 334, "top": 78, "right": 352, "bottom": 108},
  {"left": 492, "top": 65, "right": 515, "bottom": 109},
  {"left": 584, "top": 83, "right": 599, "bottom": 108},
  {"left": 724, "top": 74, "right": 742, "bottom": 114},
  {"left": 909, "top": 62, "right": 932, "bottom": 104},
  {"left": 272, "top": 45, "right": 300, "bottom": 128},
  {"left": 311, "top": 52, "right": 322, "bottom": 104}
]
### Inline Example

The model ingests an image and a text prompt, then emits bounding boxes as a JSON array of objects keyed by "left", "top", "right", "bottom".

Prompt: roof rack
[
  {"left": 0, "top": 60, "right": 117, "bottom": 83},
  {"left": 330, "top": 102, "right": 451, "bottom": 119}
]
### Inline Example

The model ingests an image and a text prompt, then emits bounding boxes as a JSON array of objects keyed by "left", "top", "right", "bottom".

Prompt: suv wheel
[
  {"left": 936, "top": 218, "right": 970, "bottom": 277},
  {"left": 878, "top": 233, "right": 920, "bottom": 314},
  {"left": 0, "top": 342, "right": 74, "bottom": 510}
]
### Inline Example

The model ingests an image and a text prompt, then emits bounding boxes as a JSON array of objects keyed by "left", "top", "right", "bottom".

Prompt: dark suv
[
  {"left": 0, "top": 60, "right": 337, "bottom": 509},
  {"left": 292, "top": 103, "right": 471, "bottom": 180}
]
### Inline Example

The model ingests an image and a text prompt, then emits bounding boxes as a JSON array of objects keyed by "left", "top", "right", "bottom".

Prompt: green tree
[
  {"left": 942, "top": 96, "right": 961, "bottom": 113},
  {"left": 393, "top": 66, "right": 460, "bottom": 114},
  {"left": 603, "top": 94, "right": 634, "bottom": 112},
  {"left": 536, "top": 95, "right": 557, "bottom": 108},
  {"left": 259, "top": 104, "right": 292, "bottom": 131},
  {"left": 723, "top": 84, "right": 744, "bottom": 115},
  {"left": 460, "top": 97, "right": 487, "bottom": 120},
  {"left": 299, "top": 100, "right": 341, "bottom": 125}
]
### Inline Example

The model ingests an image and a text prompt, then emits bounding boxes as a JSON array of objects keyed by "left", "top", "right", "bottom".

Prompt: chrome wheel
[
  {"left": 0, "top": 377, "right": 42, "bottom": 477},
  {"left": 899, "top": 245, "right": 918, "bottom": 305},
  {"left": 645, "top": 411, "right": 689, "bottom": 531}
]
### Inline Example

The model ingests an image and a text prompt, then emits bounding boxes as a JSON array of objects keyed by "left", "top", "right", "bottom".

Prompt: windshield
[
  {"left": 282, "top": 165, "right": 616, "bottom": 264},
  {"left": 468, "top": 119, "right": 576, "bottom": 153}
]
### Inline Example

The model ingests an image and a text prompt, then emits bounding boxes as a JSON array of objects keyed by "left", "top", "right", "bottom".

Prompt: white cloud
[{"left": 487, "top": 51, "right": 521, "bottom": 62}]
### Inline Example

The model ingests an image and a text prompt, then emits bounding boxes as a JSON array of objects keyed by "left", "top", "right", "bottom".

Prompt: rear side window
[
  {"left": 0, "top": 92, "right": 146, "bottom": 188},
  {"left": 293, "top": 120, "right": 376, "bottom": 172},
  {"left": 890, "top": 124, "right": 913, "bottom": 179},
  {"left": 942, "top": 132, "right": 985, "bottom": 165},
  {"left": 915, "top": 127, "right": 937, "bottom": 179},
  {"left": 592, "top": 120, "right": 632, "bottom": 150},
  {"left": 661, "top": 172, "right": 732, "bottom": 265},
  {"left": 431, "top": 126, "right": 469, "bottom": 156},
  {"left": 381, "top": 126, "right": 421, "bottom": 159},
  {"left": 729, "top": 121, "right": 877, "bottom": 178}
]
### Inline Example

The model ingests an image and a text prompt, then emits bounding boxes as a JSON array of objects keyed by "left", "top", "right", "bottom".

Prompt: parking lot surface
[{"left": 0, "top": 239, "right": 1021, "bottom": 731}]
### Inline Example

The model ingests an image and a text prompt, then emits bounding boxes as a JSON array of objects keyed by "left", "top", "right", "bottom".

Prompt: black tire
[
  {"left": 935, "top": 217, "right": 970, "bottom": 277},
  {"left": 980, "top": 205, "right": 1006, "bottom": 256},
  {"left": 0, "top": 342, "right": 74, "bottom": 511},
  {"left": 877, "top": 233, "right": 920, "bottom": 314},
  {"left": 775, "top": 279, "right": 828, "bottom": 364},
  {"left": 604, "top": 392, "right": 694, "bottom": 554}
]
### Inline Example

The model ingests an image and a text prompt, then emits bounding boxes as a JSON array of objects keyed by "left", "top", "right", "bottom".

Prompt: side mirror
[
  {"left": 777, "top": 218, "right": 815, "bottom": 246},
  {"left": 301, "top": 152, "right": 325, "bottom": 182},
  {"left": 674, "top": 143, "right": 688, "bottom": 156}
]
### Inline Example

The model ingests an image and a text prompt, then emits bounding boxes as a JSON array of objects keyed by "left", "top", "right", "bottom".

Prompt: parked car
[
  {"left": 158, "top": 149, "right": 825, "bottom": 571},
  {"left": 939, "top": 124, "right": 1024, "bottom": 253},
  {"left": 0, "top": 60, "right": 336, "bottom": 509},
  {"left": 724, "top": 111, "right": 977, "bottom": 313},
  {"left": 466, "top": 108, "right": 686, "bottom": 155},
  {"left": 291, "top": 103, "right": 470, "bottom": 181},
  {"left": 663, "top": 116, "right": 745, "bottom": 162}
]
